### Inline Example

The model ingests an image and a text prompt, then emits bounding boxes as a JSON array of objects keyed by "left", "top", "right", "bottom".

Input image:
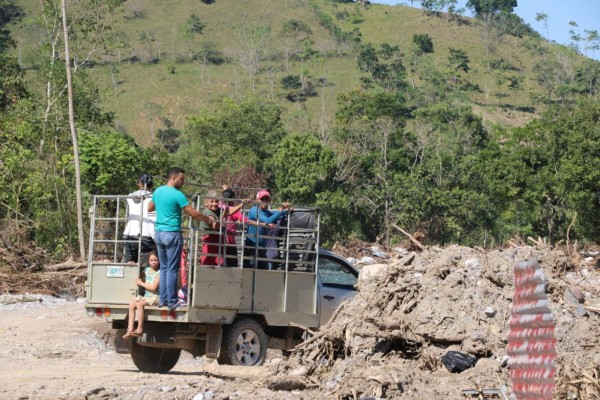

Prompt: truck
[{"left": 84, "top": 192, "right": 358, "bottom": 373}]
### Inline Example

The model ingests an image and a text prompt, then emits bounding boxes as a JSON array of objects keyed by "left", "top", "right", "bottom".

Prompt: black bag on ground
[{"left": 441, "top": 350, "right": 477, "bottom": 373}]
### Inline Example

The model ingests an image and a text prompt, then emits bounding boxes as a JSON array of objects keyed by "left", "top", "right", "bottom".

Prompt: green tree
[
  {"left": 0, "top": 0, "right": 23, "bottom": 52},
  {"left": 281, "top": 19, "right": 313, "bottom": 63},
  {"left": 336, "top": 90, "right": 409, "bottom": 124},
  {"left": 412, "top": 33, "right": 434, "bottom": 54},
  {"left": 177, "top": 97, "right": 286, "bottom": 183},
  {"left": 0, "top": 54, "right": 27, "bottom": 110},
  {"left": 186, "top": 14, "right": 206, "bottom": 34},
  {"left": 486, "top": 100, "right": 600, "bottom": 244},
  {"left": 271, "top": 134, "right": 335, "bottom": 205},
  {"left": 79, "top": 130, "right": 147, "bottom": 195},
  {"left": 575, "top": 59, "right": 600, "bottom": 97},
  {"left": 448, "top": 48, "right": 470, "bottom": 73},
  {"left": 466, "top": 0, "right": 517, "bottom": 17},
  {"left": 357, "top": 43, "right": 379, "bottom": 73},
  {"left": 583, "top": 29, "right": 600, "bottom": 59},
  {"left": 378, "top": 43, "right": 400, "bottom": 60},
  {"left": 406, "top": 103, "right": 492, "bottom": 244},
  {"left": 507, "top": 75, "right": 523, "bottom": 108},
  {"left": 333, "top": 117, "right": 408, "bottom": 245},
  {"left": 535, "top": 12, "right": 548, "bottom": 37},
  {"left": 196, "top": 41, "right": 225, "bottom": 65}
]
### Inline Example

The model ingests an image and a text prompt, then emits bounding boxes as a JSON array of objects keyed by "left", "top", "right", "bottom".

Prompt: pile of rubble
[{"left": 273, "top": 245, "right": 600, "bottom": 399}]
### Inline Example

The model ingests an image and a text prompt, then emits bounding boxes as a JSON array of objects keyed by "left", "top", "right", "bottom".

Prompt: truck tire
[
  {"left": 130, "top": 341, "right": 181, "bottom": 373},
  {"left": 218, "top": 318, "right": 268, "bottom": 366}
]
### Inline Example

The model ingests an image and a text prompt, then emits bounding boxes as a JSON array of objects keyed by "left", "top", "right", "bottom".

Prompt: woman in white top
[{"left": 123, "top": 173, "right": 156, "bottom": 263}]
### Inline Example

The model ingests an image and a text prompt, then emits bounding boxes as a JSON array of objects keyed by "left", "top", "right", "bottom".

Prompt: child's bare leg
[
  {"left": 133, "top": 300, "right": 148, "bottom": 335},
  {"left": 123, "top": 300, "right": 137, "bottom": 338}
]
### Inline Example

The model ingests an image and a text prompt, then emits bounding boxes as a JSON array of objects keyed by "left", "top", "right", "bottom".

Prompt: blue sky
[{"left": 371, "top": 1, "right": 600, "bottom": 60}]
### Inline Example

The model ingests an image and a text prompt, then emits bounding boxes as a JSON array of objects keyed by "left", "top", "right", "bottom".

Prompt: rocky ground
[{"left": 1, "top": 244, "right": 599, "bottom": 400}]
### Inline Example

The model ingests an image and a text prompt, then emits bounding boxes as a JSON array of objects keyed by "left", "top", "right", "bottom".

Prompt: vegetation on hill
[{"left": 1, "top": 0, "right": 599, "bottom": 261}]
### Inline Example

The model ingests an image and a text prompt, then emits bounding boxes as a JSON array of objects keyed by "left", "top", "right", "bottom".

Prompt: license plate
[{"left": 106, "top": 266, "right": 125, "bottom": 278}]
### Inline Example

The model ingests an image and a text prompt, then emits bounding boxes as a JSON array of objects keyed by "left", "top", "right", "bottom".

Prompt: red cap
[{"left": 256, "top": 190, "right": 271, "bottom": 200}]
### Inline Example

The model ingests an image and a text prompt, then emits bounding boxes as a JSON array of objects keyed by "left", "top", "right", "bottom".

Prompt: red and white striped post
[{"left": 508, "top": 258, "right": 557, "bottom": 399}]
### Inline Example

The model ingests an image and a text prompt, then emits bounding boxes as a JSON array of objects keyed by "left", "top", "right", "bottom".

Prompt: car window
[{"left": 318, "top": 257, "right": 357, "bottom": 287}]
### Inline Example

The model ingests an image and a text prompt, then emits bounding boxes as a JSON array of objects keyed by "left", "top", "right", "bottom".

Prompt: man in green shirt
[{"left": 148, "top": 167, "right": 214, "bottom": 310}]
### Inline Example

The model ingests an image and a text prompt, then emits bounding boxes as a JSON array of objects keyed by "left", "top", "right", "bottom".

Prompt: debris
[
  {"left": 465, "top": 258, "right": 480, "bottom": 268},
  {"left": 266, "top": 376, "right": 310, "bottom": 391},
  {"left": 441, "top": 351, "right": 477, "bottom": 373},
  {"left": 370, "top": 246, "right": 388, "bottom": 258},
  {"left": 393, "top": 224, "right": 424, "bottom": 251},
  {"left": 357, "top": 256, "right": 376, "bottom": 265},
  {"left": 462, "top": 388, "right": 502, "bottom": 397}
]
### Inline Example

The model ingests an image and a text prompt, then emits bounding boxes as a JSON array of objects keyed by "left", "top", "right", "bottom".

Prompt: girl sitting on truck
[{"left": 123, "top": 252, "right": 160, "bottom": 338}]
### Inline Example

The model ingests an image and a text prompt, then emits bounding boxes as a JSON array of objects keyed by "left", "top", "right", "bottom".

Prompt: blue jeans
[{"left": 155, "top": 230, "right": 183, "bottom": 308}]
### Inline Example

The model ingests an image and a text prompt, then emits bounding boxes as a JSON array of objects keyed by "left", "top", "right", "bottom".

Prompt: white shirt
[{"left": 123, "top": 189, "right": 156, "bottom": 239}]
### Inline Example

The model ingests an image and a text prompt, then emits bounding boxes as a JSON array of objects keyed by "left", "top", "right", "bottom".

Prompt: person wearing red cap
[{"left": 244, "top": 189, "right": 290, "bottom": 269}]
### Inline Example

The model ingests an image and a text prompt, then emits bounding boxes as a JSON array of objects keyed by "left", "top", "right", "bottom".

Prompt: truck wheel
[
  {"left": 130, "top": 341, "right": 181, "bottom": 373},
  {"left": 218, "top": 318, "right": 267, "bottom": 366}
]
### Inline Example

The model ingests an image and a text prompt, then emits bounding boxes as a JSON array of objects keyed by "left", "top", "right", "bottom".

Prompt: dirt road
[{"left": 0, "top": 295, "right": 292, "bottom": 400}]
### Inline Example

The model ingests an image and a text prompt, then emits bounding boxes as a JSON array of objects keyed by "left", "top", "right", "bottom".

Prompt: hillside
[
  {"left": 3, "top": 0, "right": 600, "bottom": 259},
  {"left": 7, "top": 0, "right": 588, "bottom": 143}
]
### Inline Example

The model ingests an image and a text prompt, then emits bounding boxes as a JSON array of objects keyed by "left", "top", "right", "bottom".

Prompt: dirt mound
[{"left": 275, "top": 245, "right": 600, "bottom": 399}]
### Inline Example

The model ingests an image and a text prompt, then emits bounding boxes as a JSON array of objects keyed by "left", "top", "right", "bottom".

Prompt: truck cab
[{"left": 85, "top": 193, "right": 357, "bottom": 372}]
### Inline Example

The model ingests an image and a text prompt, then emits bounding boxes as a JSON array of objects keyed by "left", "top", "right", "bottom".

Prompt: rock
[
  {"left": 160, "top": 386, "right": 175, "bottom": 392},
  {"left": 370, "top": 246, "right": 388, "bottom": 258},
  {"left": 484, "top": 307, "right": 496, "bottom": 317},
  {"left": 564, "top": 289, "right": 580, "bottom": 306},
  {"left": 501, "top": 355, "right": 510, "bottom": 367},
  {"left": 288, "top": 366, "right": 308, "bottom": 376},
  {"left": 570, "top": 287, "right": 585, "bottom": 303},
  {"left": 358, "top": 264, "right": 389, "bottom": 284},
  {"left": 193, "top": 394, "right": 205, "bottom": 400},
  {"left": 357, "top": 256, "right": 376, "bottom": 265},
  {"left": 465, "top": 258, "right": 480, "bottom": 268},
  {"left": 393, "top": 247, "right": 409, "bottom": 256},
  {"left": 85, "top": 387, "right": 105, "bottom": 396},
  {"left": 204, "top": 390, "right": 215, "bottom": 399},
  {"left": 573, "top": 304, "right": 588, "bottom": 318}
]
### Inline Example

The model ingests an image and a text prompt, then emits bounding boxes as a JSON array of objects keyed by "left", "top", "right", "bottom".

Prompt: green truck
[{"left": 84, "top": 194, "right": 358, "bottom": 373}]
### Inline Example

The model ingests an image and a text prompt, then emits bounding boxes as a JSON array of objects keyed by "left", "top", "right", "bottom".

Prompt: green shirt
[
  {"left": 200, "top": 207, "right": 221, "bottom": 232},
  {"left": 152, "top": 185, "right": 189, "bottom": 232}
]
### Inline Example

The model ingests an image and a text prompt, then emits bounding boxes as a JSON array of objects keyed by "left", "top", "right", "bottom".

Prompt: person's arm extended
[
  {"left": 223, "top": 199, "right": 251, "bottom": 217},
  {"left": 257, "top": 209, "right": 286, "bottom": 224},
  {"left": 248, "top": 216, "right": 272, "bottom": 228},
  {"left": 148, "top": 200, "right": 155, "bottom": 212},
  {"left": 183, "top": 204, "right": 215, "bottom": 226}
]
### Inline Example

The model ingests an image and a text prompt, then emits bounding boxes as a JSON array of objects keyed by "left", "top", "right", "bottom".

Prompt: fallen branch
[
  {"left": 44, "top": 258, "right": 87, "bottom": 272},
  {"left": 289, "top": 322, "right": 316, "bottom": 336},
  {"left": 392, "top": 225, "right": 424, "bottom": 250}
]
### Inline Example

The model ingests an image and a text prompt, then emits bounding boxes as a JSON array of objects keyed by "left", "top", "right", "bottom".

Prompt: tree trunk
[{"left": 61, "top": 0, "right": 86, "bottom": 261}]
